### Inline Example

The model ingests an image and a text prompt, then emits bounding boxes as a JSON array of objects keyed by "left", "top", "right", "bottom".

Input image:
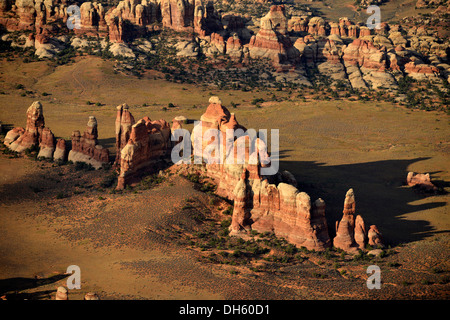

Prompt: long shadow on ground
[
  {"left": 0, "top": 274, "right": 68, "bottom": 299},
  {"left": 281, "top": 157, "right": 448, "bottom": 246}
]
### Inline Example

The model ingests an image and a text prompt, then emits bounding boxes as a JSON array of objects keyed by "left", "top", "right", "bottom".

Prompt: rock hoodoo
[
  {"left": 333, "top": 189, "right": 383, "bottom": 251},
  {"left": 6, "top": 101, "right": 45, "bottom": 153},
  {"left": 3, "top": 97, "right": 385, "bottom": 254},
  {"left": 406, "top": 171, "right": 438, "bottom": 192},
  {"left": 0, "top": 1, "right": 446, "bottom": 86},
  {"left": 248, "top": 5, "right": 297, "bottom": 66},
  {"left": 115, "top": 114, "right": 171, "bottom": 190},
  {"left": 68, "top": 116, "right": 110, "bottom": 169}
]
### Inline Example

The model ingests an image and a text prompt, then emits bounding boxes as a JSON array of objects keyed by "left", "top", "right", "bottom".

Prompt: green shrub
[
  {"left": 74, "top": 161, "right": 94, "bottom": 171},
  {"left": 56, "top": 192, "right": 68, "bottom": 199},
  {"left": 223, "top": 206, "right": 233, "bottom": 216},
  {"left": 100, "top": 174, "right": 117, "bottom": 188}
]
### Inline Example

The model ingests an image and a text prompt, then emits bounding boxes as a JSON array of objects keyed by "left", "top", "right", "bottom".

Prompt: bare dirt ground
[
  {"left": 0, "top": 57, "right": 449, "bottom": 300},
  {"left": 0, "top": 152, "right": 448, "bottom": 300}
]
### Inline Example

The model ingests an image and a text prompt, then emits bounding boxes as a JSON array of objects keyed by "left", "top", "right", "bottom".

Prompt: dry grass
[{"left": 0, "top": 56, "right": 449, "bottom": 299}]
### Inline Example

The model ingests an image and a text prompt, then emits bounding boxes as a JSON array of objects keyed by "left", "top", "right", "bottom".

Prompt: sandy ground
[
  {"left": 0, "top": 57, "right": 449, "bottom": 300},
  {"left": 0, "top": 154, "right": 449, "bottom": 300}
]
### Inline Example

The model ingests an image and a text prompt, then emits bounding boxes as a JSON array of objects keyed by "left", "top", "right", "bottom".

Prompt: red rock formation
[
  {"left": 404, "top": 61, "right": 440, "bottom": 80},
  {"left": 7, "top": 101, "right": 45, "bottom": 153},
  {"left": 333, "top": 189, "right": 357, "bottom": 252},
  {"left": 226, "top": 34, "right": 243, "bottom": 60},
  {"left": 171, "top": 116, "right": 186, "bottom": 133},
  {"left": 406, "top": 172, "right": 438, "bottom": 192},
  {"left": 116, "top": 115, "right": 171, "bottom": 189},
  {"left": 307, "top": 17, "right": 326, "bottom": 36},
  {"left": 339, "top": 17, "right": 353, "bottom": 37},
  {"left": 107, "top": 16, "right": 125, "bottom": 43},
  {"left": 161, "top": 0, "right": 195, "bottom": 32},
  {"left": 80, "top": 2, "right": 98, "bottom": 30},
  {"left": 368, "top": 225, "right": 383, "bottom": 248},
  {"left": 330, "top": 22, "right": 340, "bottom": 36},
  {"left": 192, "top": 96, "right": 246, "bottom": 162},
  {"left": 343, "top": 39, "right": 387, "bottom": 71},
  {"left": 37, "top": 127, "right": 55, "bottom": 159},
  {"left": 115, "top": 103, "right": 135, "bottom": 165},
  {"left": 15, "top": 0, "right": 36, "bottom": 30},
  {"left": 348, "top": 25, "right": 359, "bottom": 38},
  {"left": 359, "top": 26, "right": 371, "bottom": 37},
  {"left": 354, "top": 214, "right": 366, "bottom": 250},
  {"left": 247, "top": 184, "right": 331, "bottom": 251},
  {"left": 55, "top": 286, "right": 68, "bottom": 300},
  {"left": 209, "top": 32, "right": 226, "bottom": 54},
  {"left": 68, "top": 116, "right": 110, "bottom": 169},
  {"left": 4, "top": 127, "right": 25, "bottom": 147},
  {"left": 186, "top": 97, "right": 331, "bottom": 251},
  {"left": 316, "top": 38, "right": 341, "bottom": 64},
  {"left": 0, "top": 0, "right": 12, "bottom": 15},
  {"left": 289, "top": 16, "right": 308, "bottom": 32},
  {"left": 53, "top": 138, "right": 67, "bottom": 162},
  {"left": 230, "top": 169, "right": 253, "bottom": 232},
  {"left": 333, "top": 189, "right": 379, "bottom": 252},
  {"left": 248, "top": 5, "right": 296, "bottom": 65}
]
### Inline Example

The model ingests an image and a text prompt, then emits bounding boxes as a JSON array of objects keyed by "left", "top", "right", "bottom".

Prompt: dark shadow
[
  {"left": 97, "top": 137, "right": 116, "bottom": 151},
  {"left": 0, "top": 274, "right": 69, "bottom": 297},
  {"left": 280, "top": 157, "right": 449, "bottom": 246},
  {"left": 2, "top": 289, "right": 55, "bottom": 300},
  {"left": 0, "top": 123, "right": 14, "bottom": 135},
  {"left": 278, "top": 149, "right": 293, "bottom": 160}
]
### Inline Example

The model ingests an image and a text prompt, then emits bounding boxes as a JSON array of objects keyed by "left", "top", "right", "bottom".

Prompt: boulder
[
  {"left": 406, "top": 172, "right": 438, "bottom": 192},
  {"left": 84, "top": 292, "right": 100, "bottom": 300},
  {"left": 109, "top": 42, "right": 135, "bottom": 58},
  {"left": 55, "top": 286, "right": 68, "bottom": 300}
]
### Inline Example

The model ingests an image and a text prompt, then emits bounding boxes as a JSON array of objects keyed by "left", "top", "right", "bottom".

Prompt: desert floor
[{"left": 0, "top": 57, "right": 449, "bottom": 299}]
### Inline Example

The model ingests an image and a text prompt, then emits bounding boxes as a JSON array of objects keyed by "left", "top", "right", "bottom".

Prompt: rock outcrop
[
  {"left": 368, "top": 225, "right": 383, "bottom": 248},
  {"left": 116, "top": 113, "right": 171, "bottom": 190},
  {"left": 37, "top": 127, "right": 55, "bottom": 159},
  {"left": 342, "top": 39, "right": 397, "bottom": 89},
  {"left": 188, "top": 97, "right": 331, "bottom": 251},
  {"left": 6, "top": 101, "right": 45, "bottom": 153},
  {"left": 68, "top": 116, "right": 110, "bottom": 169},
  {"left": 53, "top": 138, "right": 67, "bottom": 162},
  {"left": 55, "top": 286, "right": 68, "bottom": 300},
  {"left": 406, "top": 171, "right": 438, "bottom": 192},
  {"left": 333, "top": 189, "right": 358, "bottom": 252},
  {"left": 248, "top": 5, "right": 298, "bottom": 65},
  {"left": 115, "top": 103, "right": 135, "bottom": 166},
  {"left": 0, "top": 0, "right": 446, "bottom": 87},
  {"left": 333, "top": 189, "right": 376, "bottom": 252}
]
